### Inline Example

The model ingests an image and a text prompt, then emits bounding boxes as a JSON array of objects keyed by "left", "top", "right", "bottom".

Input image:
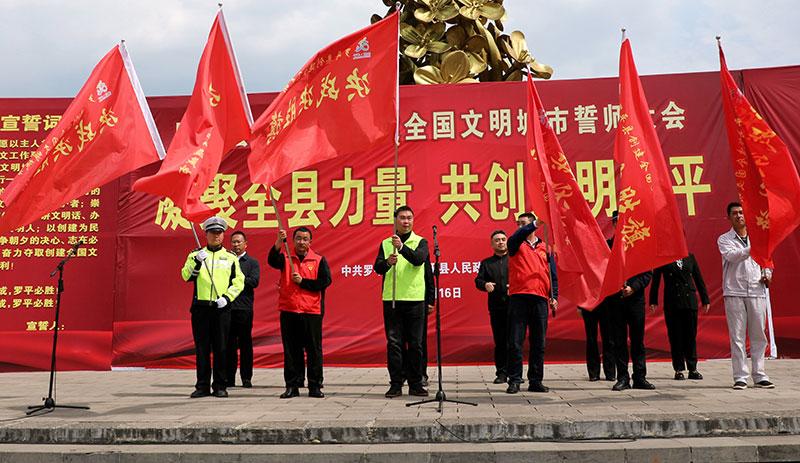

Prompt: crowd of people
[{"left": 181, "top": 201, "right": 776, "bottom": 399}]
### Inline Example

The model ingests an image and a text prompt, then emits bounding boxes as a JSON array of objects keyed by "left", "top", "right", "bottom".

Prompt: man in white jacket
[{"left": 717, "top": 202, "right": 774, "bottom": 390}]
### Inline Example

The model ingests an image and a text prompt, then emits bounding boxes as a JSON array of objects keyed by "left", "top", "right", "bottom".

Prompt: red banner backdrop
[{"left": 2, "top": 65, "right": 799, "bottom": 371}]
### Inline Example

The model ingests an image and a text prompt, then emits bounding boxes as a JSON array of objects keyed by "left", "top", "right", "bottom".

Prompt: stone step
[{"left": 1, "top": 436, "right": 800, "bottom": 463}]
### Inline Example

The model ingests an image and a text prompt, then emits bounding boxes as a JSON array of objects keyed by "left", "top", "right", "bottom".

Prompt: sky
[{"left": 1, "top": 0, "right": 799, "bottom": 98}]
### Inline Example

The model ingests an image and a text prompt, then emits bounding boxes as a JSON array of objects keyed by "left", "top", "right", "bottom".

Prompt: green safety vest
[
  {"left": 381, "top": 232, "right": 425, "bottom": 301},
  {"left": 181, "top": 247, "right": 245, "bottom": 303}
]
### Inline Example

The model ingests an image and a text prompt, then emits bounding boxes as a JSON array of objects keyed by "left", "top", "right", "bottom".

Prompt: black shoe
[
  {"left": 633, "top": 379, "right": 656, "bottom": 390},
  {"left": 528, "top": 382, "right": 549, "bottom": 393},
  {"left": 755, "top": 380, "right": 775, "bottom": 389},
  {"left": 605, "top": 375, "right": 616, "bottom": 382},
  {"left": 674, "top": 372, "right": 686, "bottom": 380},
  {"left": 733, "top": 381, "right": 747, "bottom": 390},
  {"left": 242, "top": 380, "right": 252, "bottom": 388},
  {"left": 506, "top": 383, "right": 520, "bottom": 394},
  {"left": 385, "top": 386, "right": 402, "bottom": 398},
  {"left": 280, "top": 387, "right": 299, "bottom": 399},
  {"left": 212, "top": 389, "right": 228, "bottom": 398},
  {"left": 493, "top": 374, "right": 507, "bottom": 384},
  {"left": 189, "top": 389, "right": 210, "bottom": 398},
  {"left": 612, "top": 380, "right": 631, "bottom": 391},
  {"left": 589, "top": 376, "right": 601, "bottom": 382},
  {"left": 688, "top": 371, "right": 703, "bottom": 380},
  {"left": 309, "top": 386, "right": 325, "bottom": 398},
  {"left": 409, "top": 386, "right": 429, "bottom": 397}
]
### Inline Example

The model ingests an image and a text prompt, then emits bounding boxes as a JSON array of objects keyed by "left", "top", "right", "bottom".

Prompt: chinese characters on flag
[
  {"left": 599, "top": 39, "right": 688, "bottom": 299},
  {"left": 719, "top": 43, "right": 800, "bottom": 268},
  {"left": 0, "top": 43, "right": 165, "bottom": 235},
  {"left": 525, "top": 74, "right": 610, "bottom": 308},
  {"left": 247, "top": 12, "right": 399, "bottom": 187},
  {"left": 133, "top": 10, "right": 252, "bottom": 223}
]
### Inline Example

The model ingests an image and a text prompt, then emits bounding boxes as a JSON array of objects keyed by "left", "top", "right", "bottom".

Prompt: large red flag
[
  {"left": 599, "top": 39, "right": 688, "bottom": 299},
  {"left": 248, "top": 12, "right": 398, "bottom": 186},
  {"left": 0, "top": 43, "right": 165, "bottom": 235},
  {"left": 132, "top": 10, "right": 252, "bottom": 223},
  {"left": 525, "top": 75, "right": 610, "bottom": 308},
  {"left": 719, "top": 43, "right": 800, "bottom": 268}
]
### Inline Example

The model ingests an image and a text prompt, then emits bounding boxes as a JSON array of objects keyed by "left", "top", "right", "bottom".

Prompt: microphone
[
  {"left": 432, "top": 225, "right": 437, "bottom": 236},
  {"left": 70, "top": 240, "right": 84, "bottom": 255}
]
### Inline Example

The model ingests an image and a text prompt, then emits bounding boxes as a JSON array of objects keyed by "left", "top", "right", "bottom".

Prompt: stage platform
[{"left": 2, "top": 360, "right": 800, "bottom": 461}]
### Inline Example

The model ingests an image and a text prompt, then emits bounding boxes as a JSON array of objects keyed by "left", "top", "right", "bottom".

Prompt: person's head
[
  {"left": 727, "top": 201, "right": 745, "bottom": 229},
  {"left": 394, "top": 205, "right": 414, "bottom": 234},
  {"left": 202, "top": 216, "right": 228, "bottom": 247},
  {"left": 490, "top": 230, "right": 508, "bottom": 255},
  {"left": 516, "top": 212, "right": 536, "bottom": 228},
  {"left": 293, "top": 227, "right": 313, "bottom": 256},
  {"left": 230, "top": 231, "right": 247, "bottom": 256}
]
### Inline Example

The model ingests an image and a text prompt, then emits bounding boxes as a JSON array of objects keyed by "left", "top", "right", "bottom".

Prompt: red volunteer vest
[
  {"left": 278, "top": 249, "right": 323, "bottom": 314},
  {"left": 508, "top": 239, "right": 551, "bottom": 299}
]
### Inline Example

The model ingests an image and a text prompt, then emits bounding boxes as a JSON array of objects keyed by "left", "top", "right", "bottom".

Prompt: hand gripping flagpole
[{"left": 269, "top": 189, "right": 295, "bottom": 275}]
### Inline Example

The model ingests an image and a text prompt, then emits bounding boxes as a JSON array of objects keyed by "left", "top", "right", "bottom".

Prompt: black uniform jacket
[{"left": 649, "top": 253, "right": 710, "bottom": 311}]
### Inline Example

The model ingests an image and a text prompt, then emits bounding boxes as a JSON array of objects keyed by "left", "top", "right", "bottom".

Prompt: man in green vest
[
  {"left": 374, "top": 205, "right": 430, "bottom": 398},
  {"left": 181, "top": 216, "right": 245, "bottom": 399}
]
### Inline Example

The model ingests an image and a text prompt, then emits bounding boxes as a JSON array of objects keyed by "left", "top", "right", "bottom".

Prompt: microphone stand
[
  {"left": 27, "top": 241, "right": 90, "bottom": 415},
  {"left": 407, "top": 225, "right": 477, "bottom": 412}
]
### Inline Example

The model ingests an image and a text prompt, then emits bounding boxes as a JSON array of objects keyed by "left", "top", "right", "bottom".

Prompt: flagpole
[
  {"left": 190, "top": 222, "right": 221, "bottom": 300},
  {"left": 391, "top": 2, "right": 402, "bottom": 309},
  {"left": 269, "top": 189, "right": 295, "bottom": 275},
  {"left": 621, "top": 28, "right": 626, "bottom": 42}
]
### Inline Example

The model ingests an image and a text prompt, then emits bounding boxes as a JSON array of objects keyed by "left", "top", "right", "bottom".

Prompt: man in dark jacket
[
  {"left": 226, "top": 231, "right": 261, "bottom": 388},
  {"left": 579, "top": 239, "right": 616, "bottom": 382},
  {"left": 475, "top": 230, "right": 510, "bottom": 384},
  {"left": 649, "top": 253, "right": 710, "bottom": 380}
]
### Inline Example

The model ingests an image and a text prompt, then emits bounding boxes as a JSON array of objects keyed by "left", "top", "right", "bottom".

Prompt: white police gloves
[{"left": 215, "top": 297, "right": 228, "bottom": 309}]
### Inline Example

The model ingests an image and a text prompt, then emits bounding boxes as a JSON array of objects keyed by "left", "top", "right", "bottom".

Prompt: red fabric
[
  {"left": 278, "top": 249, "right": 323, "bottom": 314},
  {"left": 247, "top": 12, "right": 398, "bottom": 186},
  {"left": 599, "top": 40, "right": 688, "bottom": 300},
  {"left": 525, "top": 76, "right": 610, "bottom": 308},
  {"left": 132, "top": 11, "right": 251, "bottom": 223},
  {"left": 719, "top": 45, "right": 800, "bottom": 268},
  {"left": 0, "top": 45, "right": 163, "bottom": 234},
  {"left": 508, "top": 241, "right": 550, "bottom": 299}
]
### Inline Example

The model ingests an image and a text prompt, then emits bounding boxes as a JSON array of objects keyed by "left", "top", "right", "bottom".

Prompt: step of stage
[
  {"left": 1, "top": 436, "right": 800, "bottom": 463},
  {"left": 3, "top": 361, "right": 800, "bottom": 446}
]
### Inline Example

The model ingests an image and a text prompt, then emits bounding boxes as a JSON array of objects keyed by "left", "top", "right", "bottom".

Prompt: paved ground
[{"left": 1, "top": 359, "right": 798, "bottom": 445}]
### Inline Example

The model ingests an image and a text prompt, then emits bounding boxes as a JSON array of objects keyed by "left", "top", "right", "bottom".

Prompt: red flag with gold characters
[
  {"left": 132, "top": 9, "right": 252, "bottom": 223},
  {"left": 0, "top": 43, "right": 165, "bottom": 235},
  {"left": 525, "top": 74, "right": 610, "bottom": 308},
  {"left": 248, "top": 12, "right": 398, "bottom": 186},
  {"left": 599, "top": 39, "right": 688, "bottom": 300},
  {"left": 719, "top": 43, "right": 800, "bottom": 268}
]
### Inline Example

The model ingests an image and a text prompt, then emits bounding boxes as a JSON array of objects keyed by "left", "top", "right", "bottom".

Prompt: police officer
[{"left": 181, "top": 217, "right": 244, "bottom": 398}]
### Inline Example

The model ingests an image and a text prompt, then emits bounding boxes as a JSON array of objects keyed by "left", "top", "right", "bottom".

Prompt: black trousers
[
  {"left": 580, "top": 306, "right": 616, "bottom": 379},
  {"left": 191, "top": 306, "right": 231, "bottom": 392},
  {"left": 611, "top": 299, "right": 647, "bottom": 382},
  {"left": 489, "top": 308, "right": 509, "bottom": 377},
  {"left": 664, "top": 307, "right": 699, "bottom": 372},
  {"left": 506, "top": 294, "right": 548, "bottom": 384},
  {"left": 279, "top": 311, "right": 323, "bottom": 388},
  {"left": 226, "top": 309, "right": 254, "bottom": 385},
  {"left": 383, "top": 301, "right": 425, "bottom": 388}
]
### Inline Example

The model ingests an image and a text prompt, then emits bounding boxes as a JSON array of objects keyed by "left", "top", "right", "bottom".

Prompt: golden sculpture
[{"left": 373, "top": 0, "right": 553, "bottom": 84}]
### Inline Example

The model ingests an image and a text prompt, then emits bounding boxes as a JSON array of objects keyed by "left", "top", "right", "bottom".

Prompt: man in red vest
[
  {"left": 268, "top": 226, "right": 332, "bottom": 399},
  {"left": 505, "top": 212, "right": 558, "bottom": 394}
]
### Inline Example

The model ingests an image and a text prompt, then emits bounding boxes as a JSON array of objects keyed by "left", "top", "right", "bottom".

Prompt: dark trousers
[
  {"left": 489, "top": 308, "right": 509, "bottom": 377},
  {"left": 664, "top": 307, "right": 699, "bottom": 372},
  {"left": 226, "top": 309, "right": 254, "bottom": 385},
  {"left": 383, "top": 301, "right": 425, "bottom": 388},
  {"left": 279, "top": 311, "right": 323, "bottom": 388},
  {"left": 612, "top": 299, "right": 647, "bottom": 382},
  {"left": 580, "top": 306, "right": 616, "bottom": 380},
  {"left": 191, "top": 306, "right": 231, "bottom": 392},
  {"left": 506, "top": 294, "right": 548, "bottom": 384}
]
